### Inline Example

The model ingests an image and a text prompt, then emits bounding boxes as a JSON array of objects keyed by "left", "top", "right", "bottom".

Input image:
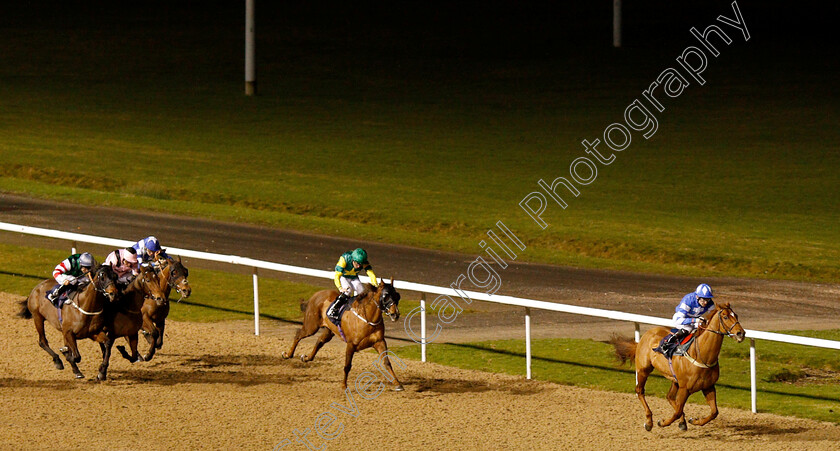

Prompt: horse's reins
[
  {"left": 685, "top": 308, "right": 740, "bottom": 368},
  {"left": 65, "top": 270, "right": 111, "bottom": 316},
  {"left": 349, "top": 287, "right": 397, "bottom": 327}
]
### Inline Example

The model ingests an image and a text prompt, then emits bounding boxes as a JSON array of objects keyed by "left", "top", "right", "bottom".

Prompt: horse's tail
[
  {"left": 609, "top": 334, "right": 637, "bottom": 366},
  {"left": 17, "top": 299, "right": 32, "bottom": 319}
]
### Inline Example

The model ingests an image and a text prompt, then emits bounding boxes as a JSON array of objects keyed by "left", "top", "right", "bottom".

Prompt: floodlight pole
[
  {"left": 245, "top": 0, "right": 256, "bottom": 96},
  {"left": 613, "top": 0, "right": 622, "bottom": 48}
]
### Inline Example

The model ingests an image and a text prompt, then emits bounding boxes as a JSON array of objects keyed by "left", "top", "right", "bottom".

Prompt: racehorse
[
  {"left": 282, "top": 280, "right": 404, "bottom": 391},
  {"left": 140, "top": 257, "right": 191, "bottom": 361},
  {"left": 94, "top": 265, "right": 167, "bottom": 380},
  {"left": 610, "top": 302, "right": 746, "bottom": 431},
  {"left": 18, "top": 264, "right": 119, "bottom": 379}
]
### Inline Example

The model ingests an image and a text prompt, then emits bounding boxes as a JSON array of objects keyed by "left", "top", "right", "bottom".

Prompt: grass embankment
[
  {"left": 393, "top": 335, "right": 840, "bottom": 424},
  {"left": 1, "top": 4, "right": 839, "bottom": 282}
]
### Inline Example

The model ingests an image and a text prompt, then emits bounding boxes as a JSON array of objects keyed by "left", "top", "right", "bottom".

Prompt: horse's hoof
[
  {"left": 136, "top": 355, "right": 145, "bottom": 362},
  {"left": 657, "top": 420, "right": 664, "bottom": 427},
  {"left": 59, "top": 346, "right": 69, "bottom": 354},
  {"left": 644, "top": 423, "right": 652, "bottom": 432},
  {"left": 96, "top": 373, "right": 107, "bottom": 381},
  {"left": 679, "top": 422, "right": 687, "bottom": 431},
  {"left": 143, "top": 354, "right": 153, "bottom": 362},
  {"left": 53, "top": 360, "right": 64, "bottom": 370},
  {"left": 300, "top": 355, "right": 307, "bottom": 362},
  {"left": 74, "top": 373, "right": 84, "bottom": 379},
  {"left": 393, "top": 385, "right": 404, "bottom": 392},
  {"left": 281, "top": 352, "right": 290, "bottom": 359}
]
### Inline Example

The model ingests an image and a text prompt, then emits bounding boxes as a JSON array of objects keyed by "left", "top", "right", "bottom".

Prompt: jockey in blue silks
[{"left": 653, "top": 283, "right": 715, "bottom": 355}]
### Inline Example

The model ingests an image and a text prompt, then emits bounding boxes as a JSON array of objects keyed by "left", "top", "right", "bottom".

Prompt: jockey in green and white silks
[
  {"left": 326, "top": 248, "right": 378, "bottom": 321},
  {"left": 47, "top": 252, "right": 96, "bottom": 303}
]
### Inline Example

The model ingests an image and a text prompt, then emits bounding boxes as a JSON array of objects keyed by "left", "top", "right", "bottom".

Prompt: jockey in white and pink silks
[{"left": 103, "top": 248, "right": 139, "bottom": 285}]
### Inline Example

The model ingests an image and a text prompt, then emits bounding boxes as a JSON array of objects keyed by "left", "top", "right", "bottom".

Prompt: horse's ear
[{"left": 176, "top": 255, "right": 182, "bottom": 263}]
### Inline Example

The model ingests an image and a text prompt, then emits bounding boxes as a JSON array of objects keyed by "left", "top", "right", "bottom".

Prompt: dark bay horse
[
  {"left": 18, "top": 264, "right": 119, "bottom": 379},
  {"left": 282, "top": 280, "right": 404, "bottom": 391},
  {"left": 140, "top": 257, "right": 191, "bottom": 361},
  {"left": 611, "top": 302, "right": 746, "bottom": 431},
  {"left": 94, "top": 265, "right": 167, "bottom": 380}
]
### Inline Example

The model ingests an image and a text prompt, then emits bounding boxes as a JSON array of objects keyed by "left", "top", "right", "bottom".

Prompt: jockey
[
  {"left": 132, "top": 236, "right": 170, "bottom": 265},
  {"left": 46, "top": 252, "right": 96, "bottom": 303},
  {"left": 654, "top": 283, "right": 716, "bottom": 355},
  {"left": 326, "top": 248, "right": 378, "bottom": 321},
  {"left": 103, "top": 247, "right": 139, "bottom": 286}
]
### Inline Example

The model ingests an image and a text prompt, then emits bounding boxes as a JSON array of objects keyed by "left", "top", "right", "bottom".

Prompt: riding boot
[
  {"left": 654, "top": 330, "right": 688, "bottom": 356},
  {"left": 47, "top": 284, "right": 70, "bottom": 307},
  {"left": 327, "top": 293, "right": 350, "bottom": 321}
]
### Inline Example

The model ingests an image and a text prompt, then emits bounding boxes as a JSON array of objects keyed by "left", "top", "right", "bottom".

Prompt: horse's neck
[
  {"left": 78, "top": 280, "right": 101, "bottom": 308},
  {"left": 691, "top": 315, "right": 724, "bottom": 359},
  {"left": 159, "top": 265, "right": 172, "bottom": 297},
  {"left": 357, "top": 291, "right": 382, "bottom": 322},
  {"left": 125, "top": 277, "right": 149, "bottom": 307}
]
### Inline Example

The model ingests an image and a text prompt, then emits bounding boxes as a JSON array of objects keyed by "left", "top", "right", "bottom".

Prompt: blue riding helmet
[
  {"left": 146, "top": 237, "right": 161, "bottom": 252},
  {"left": 695, "top": 283, "right": 714, "bottom": 299}
]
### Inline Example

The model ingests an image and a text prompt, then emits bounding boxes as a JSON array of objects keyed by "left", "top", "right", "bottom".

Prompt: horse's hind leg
[
  {"left": 155, "top": 319, "right": 166, "bottom": 349},
  {"left": 635, "top": 366, "right": 654, "bottom": 431},
  {"left": 142, "top": 324, "right": 160, "bottom": 362},
  {"left": 658, "top": 387, "right": 690, "bottom": 428},
  {"left": 689, "top": 386, "right": 718, "bottom": 426},
  {"left": 373, "top": 341, "right": 404, "bottom": 391},
  {"left": 282, "top": 319, "right": 321, "bottom": 359},
  {"left": 665, "top": 382, "right": 687, "bottom": 430},
  {"left": 302, "top": 328, "right": 334, "bottom": 362},
  {"left": 33, "top": 312, "right": 63, "bottom": 370}
]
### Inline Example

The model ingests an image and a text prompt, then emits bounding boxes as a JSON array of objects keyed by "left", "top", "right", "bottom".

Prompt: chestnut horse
[
  {"left": 18, "top": 264, "right": 119, "bottom": 379},
  {"left": 611, "top": 302, "right": 746, "bottom": 431},
  {"left": 140, "top": 257, "right": 191, "bottom": 361},
  {"left": 282, "top": 280, "right": 404, "bottom": 391}
]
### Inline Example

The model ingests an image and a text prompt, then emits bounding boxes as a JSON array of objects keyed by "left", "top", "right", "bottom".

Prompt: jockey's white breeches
[{"left": 339, "top": 277, "right": 366, "bottom": 296}]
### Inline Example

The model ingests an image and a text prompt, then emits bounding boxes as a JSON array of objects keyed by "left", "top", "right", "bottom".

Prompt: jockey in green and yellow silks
[{"left": 327, "top": 248, "right": 377, "bottom": 321}]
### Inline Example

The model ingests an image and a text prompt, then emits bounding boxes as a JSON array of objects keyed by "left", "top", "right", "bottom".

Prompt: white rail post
[
  {"left": 252, "top": 267, "right": 260, "bottom": 336},
  {"left": 634, "top": 322, "right": 640, "bottom": 385},
  {"left": 525, "top": 307, "right": 532, "bottom": 379},
  {"left": 750, "top": 338, "right": 757, "bottom": 413},
  {"left": 71, "top": 241, "right": 77, "bottom": 255},
  {"left": 420, "top": 292, "right": 427, "bottom": 363}
]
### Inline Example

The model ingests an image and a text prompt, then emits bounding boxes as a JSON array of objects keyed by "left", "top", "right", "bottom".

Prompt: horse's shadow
[{"left": 407, "top": 376, "right": 545, "bottom": 396}]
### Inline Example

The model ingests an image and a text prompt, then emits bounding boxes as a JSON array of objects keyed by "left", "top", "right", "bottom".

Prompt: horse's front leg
[
  {"left": 689, "top": 386, "right": 719, "bottom": 426},
  {"left": 116, "top": 334, "right": 145, "bottom": 363},
  {"left": 665, "top": 382, "right": 687, "bottom": 430},
  {"left": 60, "top": 331, "right": 85, "bottom": 379},
  {"left": 372, "top": 341, "right": 404, "bottom": 391},
  {"left": 342, "top": 343, "right": 356, "bottom": 390},
  {"left": 658, "top": 387, "right": 690, "bottom": 428},
  {"left": 97, "top": 338, "right": 115, "bottom": 381}
]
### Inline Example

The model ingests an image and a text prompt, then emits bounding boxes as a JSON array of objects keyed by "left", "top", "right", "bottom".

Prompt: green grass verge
[
  {"left": 393, "top": 336, "right": 840, "bottom": 424},
  {"left": 1, "top": 5, "right": 838, "bottom": 283}
]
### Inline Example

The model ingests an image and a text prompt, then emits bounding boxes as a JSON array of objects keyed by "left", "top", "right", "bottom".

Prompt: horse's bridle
[
  {"left": 152, "top": 260, "right": 190, "bottom": 301},
  {"left": 91, "top": 267, "right": 117, "bottom": 301},
  {"left": 700, "top": 307, "right": 742, "bottom": 339}
]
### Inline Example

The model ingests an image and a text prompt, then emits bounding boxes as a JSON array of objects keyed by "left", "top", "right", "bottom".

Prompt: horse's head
[
  {"left": 92, "top": 264, "right": 119, "bottom": 303},
  {"left": 165, "top": 256, "right": 192, "bottom": 299},
  {"left": 138, "top": 265, "right": 167, "bottom": 306},
  {"left": 377, "top": 278, "right": 401, "bottom": 322},
  {"left": 709, "top": 302, "right": 745, "bottom": 342}
]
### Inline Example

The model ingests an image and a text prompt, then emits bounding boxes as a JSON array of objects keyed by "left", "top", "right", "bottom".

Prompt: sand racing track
[{"left": 2, "top": 293, "right": 839, "bottom": 451}]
